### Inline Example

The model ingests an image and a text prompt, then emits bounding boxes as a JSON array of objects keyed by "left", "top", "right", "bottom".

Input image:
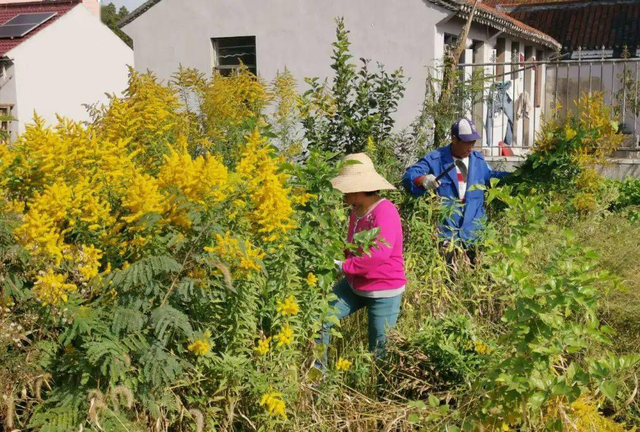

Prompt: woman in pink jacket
[{"left": 321, "top": 153, "right": 406, "bottom": 357}]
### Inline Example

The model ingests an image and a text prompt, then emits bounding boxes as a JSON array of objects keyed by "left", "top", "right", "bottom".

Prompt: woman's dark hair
[{"left": 365, "top": 190, "right": 380, "bottom": 196}]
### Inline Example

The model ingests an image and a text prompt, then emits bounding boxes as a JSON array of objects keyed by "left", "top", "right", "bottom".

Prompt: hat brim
[
  {"left": 456, "top": 132, "right": 482, "bottom": 142},
  {"left": 330, "top": 173, "right": 396, "bottom": 194}
]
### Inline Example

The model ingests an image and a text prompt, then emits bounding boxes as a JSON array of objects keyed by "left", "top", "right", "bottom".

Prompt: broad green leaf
[{"left": 600, "top": 380, "right": 617, "bottom": 401}]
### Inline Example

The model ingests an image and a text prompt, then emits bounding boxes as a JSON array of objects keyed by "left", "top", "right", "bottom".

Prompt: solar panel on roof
[{"left": 0, "top": 12, "right": 56, "bottom": 39}]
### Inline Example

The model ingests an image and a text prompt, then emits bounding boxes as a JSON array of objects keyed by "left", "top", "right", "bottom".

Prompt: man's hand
[{"left": 420, "top": 174, "right": 441, "bottom": 190}]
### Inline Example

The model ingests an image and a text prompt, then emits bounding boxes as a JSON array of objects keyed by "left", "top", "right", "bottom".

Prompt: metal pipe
[
  {"left": 457, "top": 58, "right": 640, "bottom": 67},
  {"left": 635, "top": 61, "right": 638, "bottom": 144},
  {"left": 577, "top": 49, "right": 582, "bottom": 114},
  {"left": 492, "top": 62, "right": 496, "bottom": 156},
  {"left": 555, "top": 63, "right": 559, "bottom": 108},
  {"left": 601, "top": 47, "right": 605, "bottom": 94},
  {"left": 533, "top": 66, "right": 537, "bottom": 147},
  {"left": 622, "top": 61, "right": 627, "bottom": 131},
  {"left": 610, "top": 62, "right": 615, "bottom": 119},
  {"left": 566, "top": 63, "right": 570, "bottom": 114}
]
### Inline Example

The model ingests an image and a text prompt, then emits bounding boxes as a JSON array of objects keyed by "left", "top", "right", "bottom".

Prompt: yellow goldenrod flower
[
  {"left": 14, "top": 182, "right": 73, "bottom": 264},
  {"left": 205, "top": 232, "right": 265, "bottom": 276},
  {"left": 76, "top": 244, "right": 103, "bottom": 281},
  {"left": 276, "top": 295, "right": 300, "bottom": 316},
  {"left": 236, "top": 129, "right": 296, "bottom": 242},
  {"left": 274, "top": 324, "right": 294, "bottom": 347},
  {"left": 254, "top": 337, "right": 271, "bottom": 356},
  {"left": 565, "top": 127, "right": 577, "bottom": 141},
  {"left": 121, "top": 171, "right": 166, "bottom": 224},
  {"left": 306, "top": 272, "right": 318, "bottom": 288},
  {"left": 33, "top": 269, "right": 77, "bottom": 306},
  {"left": 259, "top": 392, "right": 287, "bottom": 420},
  {"left": 474, "top": 341, "right": 491, "bottom": 355},
  {"left": 335, "top": 357, "right": 352, "bottom": 371},
  {"left": 158, "top": 145, "right": 228, "bottom": 204},
  {"left": 187, "top": 337, "right": 212, "bottom": 356}
]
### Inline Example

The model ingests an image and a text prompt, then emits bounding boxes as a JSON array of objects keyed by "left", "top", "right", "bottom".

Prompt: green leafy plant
[{"left": 300, "top": 18, "right": 405, "bottom": 155}]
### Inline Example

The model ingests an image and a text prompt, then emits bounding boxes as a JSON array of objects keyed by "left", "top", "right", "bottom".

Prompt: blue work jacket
[{"left": 402, "top": 145, "right": 508, "bottom": 242}]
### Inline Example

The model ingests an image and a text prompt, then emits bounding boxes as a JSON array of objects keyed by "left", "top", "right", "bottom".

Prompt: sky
[{"left": 104, "top": 0, "right": 147, "bottom": 13}]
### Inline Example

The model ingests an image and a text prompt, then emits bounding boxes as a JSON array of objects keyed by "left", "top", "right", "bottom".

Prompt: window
[
  {"left": 444, "top": 33, "right": 459, "bottom": 50},
  {"left": 0, "top": 105, "right": 13, "bottom": 140},
  {"left": 212, "top": 36, "right": 257, "bottom": 76},
  {"left": 444, "top": 33, "right": 464, "bottom": 64}
]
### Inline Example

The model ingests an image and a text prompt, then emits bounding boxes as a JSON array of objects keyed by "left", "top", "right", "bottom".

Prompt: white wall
[
  {"left": 0, "top": 61, "right": 19, "bottom": 141},
  {"left": 9, "top": 5, "right": 133, "bottom": 134},
  {"left": 123, "top": 0, "right": 452, "bottom": 129}
]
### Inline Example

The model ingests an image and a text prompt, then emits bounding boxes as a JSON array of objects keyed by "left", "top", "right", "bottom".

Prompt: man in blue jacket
[{"left": 402, "top": 118, "right": 508, "bottom": 248}]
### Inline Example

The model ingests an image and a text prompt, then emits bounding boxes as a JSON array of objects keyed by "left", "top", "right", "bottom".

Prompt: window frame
[{"left": 211, "top": 36, "right": 257, "bottom": 76}]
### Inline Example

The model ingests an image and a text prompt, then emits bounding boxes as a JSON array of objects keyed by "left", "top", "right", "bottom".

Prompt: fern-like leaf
[
  {"left": 112, "top": 306, "right": 146, "bottom": 334},
  {"left": 140, "top": 344, "right": 185, "bottom": 387},
  {"left": 109, "top": 255, "right": 182, "bottom": 291},
  {"left": 84, "top": 337, "right": 130, "bottom": 383},
  {"left": 150, "top": 304, "right": 192, "bottom": 345}
]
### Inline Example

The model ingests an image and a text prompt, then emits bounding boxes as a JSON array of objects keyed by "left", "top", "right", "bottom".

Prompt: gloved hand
[
  {"left": 333, "top": 259, "right": 344, "bottom": 274},
  {"left": 421, "top": 174, "right": 441, "bottom": 190}
]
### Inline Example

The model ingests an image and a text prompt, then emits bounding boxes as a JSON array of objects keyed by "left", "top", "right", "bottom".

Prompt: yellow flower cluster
[
  {"left": 290, "top": 191, "right": 316, "bottom": 207},
  {"left": 259, "top": 392, "right": 287, "bottom": 420},
  {"left": 306, "top": 273, "right": 318, "bottom": 288},
  {"left": 254, "top": 337, "right": 271, "bottom": 356},
  {"left": 276, "top": 296, "right": 300, "bottom": 316},
  {"left": 237, "top": 130, "right": 296, "bottom": 242},
  {"left": 568, "top": 395, "right": 635, "bottom": 432},
  {"left": 76, "top": 245, "right": 103, "bottom": 281},
  {"left": 335, "top": 357, "right": 352, "bottom": 371},
  {"left": 187, "top": 331, "right": 212, "bottom": 356},
  {"left": 33, "top": 270, "right": 77, "bottom": 306},
  {"left": 204, "top": 231, "right": 265, "bottom": 275},
  {"left": 158, "top": 145, "right": 228, "bottom": 204},
  {"left": 14, "top": 182, "right": 72, "bottom": 264},
  {"left": 201, "top": 67, "right": 270, "bottom": 142},
  {"left": 0, "top": 69, "right": 297, "bottom": 311},
  {"left": 121, "top": 171, "right": 166, "bottom": 224},
  {"left": 274, "top": 324, "right": 294, "bottom": 347},
  {"left": 474, "top": 341, "right": 492, "bottom": 355},
  {"left": 99, "top": 70, "right": 189, "bottom": 169}
]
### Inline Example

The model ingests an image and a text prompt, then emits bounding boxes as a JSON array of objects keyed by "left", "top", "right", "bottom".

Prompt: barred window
[{"left": 212, "top": 36, "right": 257, "bottom": 76}]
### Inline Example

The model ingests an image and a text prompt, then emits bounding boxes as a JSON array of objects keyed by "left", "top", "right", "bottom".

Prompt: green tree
[
  {"left": 300, "top": 18, "right": 406, "bottom": 155},
  {"left": 101, "top": 2, "right": 133, "bottom": 48}
]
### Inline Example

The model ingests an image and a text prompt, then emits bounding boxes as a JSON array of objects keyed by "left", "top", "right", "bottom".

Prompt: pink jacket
[{"left": 342, "top": 199, "right": 406, "bottom": 292}]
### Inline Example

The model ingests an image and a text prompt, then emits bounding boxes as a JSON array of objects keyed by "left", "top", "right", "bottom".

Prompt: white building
[
  {"left": 121, "top": 0, "right": 560, "bottom": 142},
  {"left": 0, "top": 0, "right": 133, "bottom": 141}
]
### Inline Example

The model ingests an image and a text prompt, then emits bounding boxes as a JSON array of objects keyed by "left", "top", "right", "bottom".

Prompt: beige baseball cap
[{"left": 330, "top": 153, "right": 396, "bottom": 194}]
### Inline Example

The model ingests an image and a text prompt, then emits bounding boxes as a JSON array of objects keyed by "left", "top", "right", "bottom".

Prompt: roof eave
[
  {"left": 118, "top": 0, "right": 162, "bottom": 29},
  {"left": 429, "top": 0, "right": 561, "bottom": 50}
]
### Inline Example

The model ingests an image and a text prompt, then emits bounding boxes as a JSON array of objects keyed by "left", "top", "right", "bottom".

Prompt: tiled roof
[
  {"left": 500, "top": 0, "right": 640, "bottom": 54},
  {"left": 0, "top": 0, "right": 78, "bottom": 57},
  {"left": 428, "top": 0, "right": 561, "bottom": 49}
]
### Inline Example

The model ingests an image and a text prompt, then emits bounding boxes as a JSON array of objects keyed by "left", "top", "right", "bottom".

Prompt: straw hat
[{"left": 330, "top": 153, "right": 396, "bottom": 194}]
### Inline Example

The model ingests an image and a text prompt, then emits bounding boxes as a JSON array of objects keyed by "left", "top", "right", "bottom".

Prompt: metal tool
[{"left": 435, "top": 163, "right": 456, "bottom": 181}]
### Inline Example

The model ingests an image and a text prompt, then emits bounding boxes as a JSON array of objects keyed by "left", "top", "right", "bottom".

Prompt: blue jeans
[{"left": 319, "top": 278, "right": 402, "bottom": 358}]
